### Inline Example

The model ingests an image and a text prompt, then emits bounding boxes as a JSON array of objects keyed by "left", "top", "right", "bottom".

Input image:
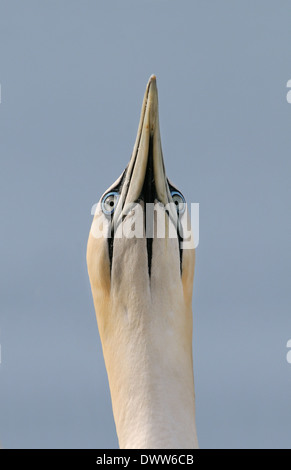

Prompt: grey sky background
[{"left": 0, "top": 1, "right": 291, "bottom": 449}]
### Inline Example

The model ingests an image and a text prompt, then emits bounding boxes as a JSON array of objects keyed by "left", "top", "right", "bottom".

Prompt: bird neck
[
  {"left": 87, "top": 234, "right": 198, "bottom": 448},
  {"left": 99, "top": 302, "right": 198, "bottom": 449}
]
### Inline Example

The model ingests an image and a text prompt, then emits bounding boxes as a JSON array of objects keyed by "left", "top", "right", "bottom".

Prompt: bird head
[{"left": 87, "top": 75, "right": 195, "bottom": 321}]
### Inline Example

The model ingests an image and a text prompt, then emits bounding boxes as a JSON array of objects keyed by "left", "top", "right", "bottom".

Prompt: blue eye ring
[
  {"left": 171, "top": 190, "right": 186, "bottom": 215},
  {"left": 101, "top": 191, "right": 119, "bottom": 215}
]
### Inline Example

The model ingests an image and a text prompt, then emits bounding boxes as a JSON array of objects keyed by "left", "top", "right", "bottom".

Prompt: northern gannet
[{"left": 87, "top": 76, "right": 198, "bottom": 449}]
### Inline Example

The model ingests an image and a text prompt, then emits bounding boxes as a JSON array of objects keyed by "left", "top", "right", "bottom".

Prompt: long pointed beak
[
  {"left": 114, "top": 75, "right": 176, "bottom": 227},
  {"left": 124, "top": 74, "right": 169, "bottom": 205}
]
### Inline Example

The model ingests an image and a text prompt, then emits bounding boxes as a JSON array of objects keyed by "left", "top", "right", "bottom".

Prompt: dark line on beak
[
  {"left": 121, "top": 88, "right": 151, "bottom": 212},
  {"left": 141, "top": 135, "right": 155, "bottom": 277}
]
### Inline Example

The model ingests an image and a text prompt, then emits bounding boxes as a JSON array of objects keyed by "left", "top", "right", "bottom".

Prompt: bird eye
[
  {"left": 101, "top": 191, "right": 119, "bottom": 215},
  {"left": 171, "top": 190, "right": 186, "bottom": 214}
]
